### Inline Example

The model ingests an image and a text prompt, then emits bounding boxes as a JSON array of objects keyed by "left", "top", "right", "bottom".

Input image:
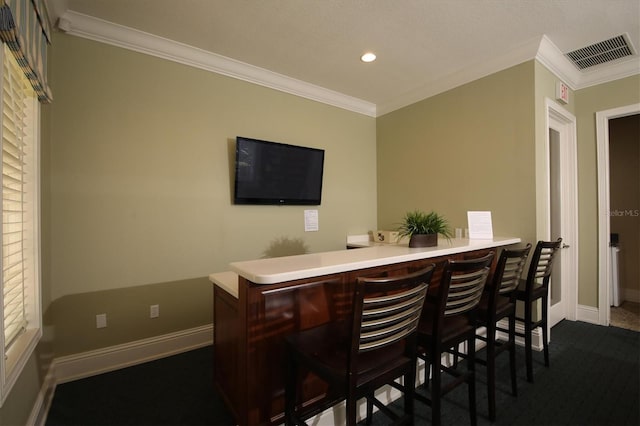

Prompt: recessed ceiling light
[{"left": 361, "top": 52, "right": 376, "bottom": 63}]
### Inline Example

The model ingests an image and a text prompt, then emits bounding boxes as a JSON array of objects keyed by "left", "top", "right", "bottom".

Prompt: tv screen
[{"left": 233, "top": 136, "right": 325, "bottom": 205}]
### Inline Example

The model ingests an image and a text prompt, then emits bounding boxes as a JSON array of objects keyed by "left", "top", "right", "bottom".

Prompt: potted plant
[{"left": 397, "top": 209, "right": 453, "bottom": 247}]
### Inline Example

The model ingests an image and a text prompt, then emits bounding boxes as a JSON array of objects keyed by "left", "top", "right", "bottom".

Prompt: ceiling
[{"left": 46, "top": 0, "right": 640, "bottom": 116}]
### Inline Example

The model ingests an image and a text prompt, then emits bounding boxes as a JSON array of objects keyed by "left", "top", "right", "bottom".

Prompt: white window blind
[
  {"left": 0, "top": 43, "right": 40, "bottom": 407},
  {"left": 2, "top": 42, "right": 30, "bottom": 348}
]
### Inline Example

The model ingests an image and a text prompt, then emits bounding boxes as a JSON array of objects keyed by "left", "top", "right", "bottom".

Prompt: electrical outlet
[
  {"left": 96, "top": 313, "right": 107, "bottom": 328},
  {"left": 150, "top": 304, "right": 159, "bottom": 319}
]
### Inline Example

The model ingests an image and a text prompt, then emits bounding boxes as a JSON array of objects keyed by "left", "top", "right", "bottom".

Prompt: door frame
[
  {"left": 596, "top": 103, "right": 640, "bottom": 326},
  {"left": 545, "top": 98, "right": 578, "bottom": 325}
]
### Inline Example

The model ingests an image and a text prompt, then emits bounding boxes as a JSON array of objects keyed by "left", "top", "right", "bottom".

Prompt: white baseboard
[
  {"left": 577, "top": 304, "right": 601, "bottom": 325},
  {"left": 31, "top": 324, "right": 213, "bottom": 426},
  {"left": 26, "top": 367, "right": 56, "bottom": 426},
  {"left": 53, "top": 324, "right": 213, "bottom": 384},
  {"left": 496, "top": 319, "right": 544, "bottom": 350}
]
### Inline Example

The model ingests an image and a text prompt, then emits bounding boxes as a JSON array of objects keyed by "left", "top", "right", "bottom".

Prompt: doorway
[
  {"left": 596, "top": 104, "right": 640, "bottom": 327},
  {"left": 596, "top": 104, "right": 640, "bottom": 325},
  {"left": 545, "top": 99, "right": 578, "bottom": 329}
]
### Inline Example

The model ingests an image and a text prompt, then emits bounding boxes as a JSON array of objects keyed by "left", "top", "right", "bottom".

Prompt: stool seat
[
  {"left": 477, "top": 293, "right": 514, "bottom": 319},
  {"left": 474, "top": 244, "right": 531, "bottom": 420},
  {"left": 515, "top": 279, "right": 547, "bottom": 300},
  {"left": 416, "top": 252, "right": 495, "bottom": 426},
  {"left": 284, "top": 265, "right": 436, "bottom": 426},
  {"left": 511, "top": 239, "right": 562, "bottom": 383},
  {"left": 418, "top": 312, "right": 475, "bottom": 344},
  {"left": 285, "top": 321, "right": 407, "bottom": 383}
]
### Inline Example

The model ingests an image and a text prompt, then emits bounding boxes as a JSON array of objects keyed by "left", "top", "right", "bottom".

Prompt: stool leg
[
  {"left": 486, "top": 321, "right": 496, "bottom": 421},
  {"left": 404, "top": 367, "right": 416, "bottom": 423},
  {"left": 423, "top": 356, "right": 431, "bottom": 390},
  {"left": 508, "top": 312, "right": 518, "bottom": 396},
  {"left": 524, "top": 301, "right": 534, "bottom": 383},
  {"left": 365, "top": 393, "right": 373, "bottom": 425},
  {"left": 346, "top": 390, "right": 357, "bottom": 426},
  {"left": 467, "top": 334, "right": 477, "bottom": 426},
  {"left": 431, "top": 345, "right": 442, "bottom": 426},
  {"left": 542, "top": 293, "right": 550, "bottom": 367}
]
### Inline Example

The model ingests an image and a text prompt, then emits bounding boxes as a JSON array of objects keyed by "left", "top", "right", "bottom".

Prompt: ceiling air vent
[{"left": 566, "top": 35, "right": 634, "bottom": 70}]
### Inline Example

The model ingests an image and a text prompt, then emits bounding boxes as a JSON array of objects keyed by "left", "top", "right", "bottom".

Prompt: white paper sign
[
  {"left": 304, "top": 209, "right": 319, "bottom": 232},
  {"left": 467, "top": 211, "right": 493, "bottom": 239}
]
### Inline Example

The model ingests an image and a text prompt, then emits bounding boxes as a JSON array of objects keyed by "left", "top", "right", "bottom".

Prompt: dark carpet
[
  {"left": 45, "top": 320, "right": 639, "bottom": 426},
  {"left": 45, "top": 346, "right": 234, "bottom": 426},
  {"left": 372, "top": 320, "right": 640, "bottom": 426}
]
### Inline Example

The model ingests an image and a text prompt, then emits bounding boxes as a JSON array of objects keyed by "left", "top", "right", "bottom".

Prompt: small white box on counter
[{"left": 374, "top": 230, "right": 399, "bottom": 244}]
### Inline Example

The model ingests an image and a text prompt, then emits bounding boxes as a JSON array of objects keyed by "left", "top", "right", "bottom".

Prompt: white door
[
  {"left": 548, "top": 126, "right": 566, "bottom": 327},
  {"left": 546, "top": 100, "right": 578, "bottom": 329}
]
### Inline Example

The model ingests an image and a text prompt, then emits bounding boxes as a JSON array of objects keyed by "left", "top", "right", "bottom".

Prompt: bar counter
[
  {"left": 229, "top": 237, "right": 520, "bottom": 284},
  {"left": 210, "top": 237, "right": 520, "bottom": 425}
]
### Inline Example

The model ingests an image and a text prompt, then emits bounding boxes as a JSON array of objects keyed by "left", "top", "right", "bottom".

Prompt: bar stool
[
  {"left": 474, "top": 244, "right": 531, "bottom": 420},
  {"left": 510, "top": 238, "right": 562, "bottom": 382},
  {"left": 284, "top": 265, "right": 435, "bottom": 426},
  {"left": 415, "top": 252, "right": 494, "bottom": 426}
]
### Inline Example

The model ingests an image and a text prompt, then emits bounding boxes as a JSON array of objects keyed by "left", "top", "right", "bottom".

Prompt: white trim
[
  {"left": 536, "top": 35, "right": 582, "bottom": 90},
  {"left": 536, "top": 34, "right": 640, "bottom": 91},
  {"left": 53, "top": 324, "right": 213, "bottom": 384},
  {"left": 26, "top": 365, "right": 56, "bottom": 426},
  {"left": 576, "top": 304, "right": 601, "bottom": 325},
  {"left": 545, "top": 98, "right": 579, "bottom": 325},
  {"left": 58, "top": 11, "right": 377, "bottom": 117},
  {"left": 57, "top": 12, "right": 639, "bottom": 118},
  {"left": 496, "top": 319, "right": 544, "bottom": 350},
  {"left": 596, "top": 103, "right": 640, "bottom": 326},
  {"left": 377, "top": 35, "right": 543, "bottom": 115},
  {"left": 33, "top": 324, "right": 213, "bottom": 425}
]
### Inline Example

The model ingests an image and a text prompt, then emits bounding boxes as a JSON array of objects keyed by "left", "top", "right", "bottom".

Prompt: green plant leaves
[{"left": 397, "top": 209, "right": 453, "bottom": 239}]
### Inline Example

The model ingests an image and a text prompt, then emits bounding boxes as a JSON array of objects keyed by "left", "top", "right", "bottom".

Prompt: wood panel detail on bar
[{"left": 210, "top": 238, "right": 520, "bottom": 425}]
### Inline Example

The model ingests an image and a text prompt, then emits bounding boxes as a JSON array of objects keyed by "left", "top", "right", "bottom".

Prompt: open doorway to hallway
[{"left": 608, "top": 113, "right": 640, "bottom": 332}]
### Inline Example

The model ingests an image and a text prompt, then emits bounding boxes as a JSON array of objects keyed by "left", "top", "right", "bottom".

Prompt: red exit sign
[{"left": 556, "top": 81, "right": 570, "bottom": 104}]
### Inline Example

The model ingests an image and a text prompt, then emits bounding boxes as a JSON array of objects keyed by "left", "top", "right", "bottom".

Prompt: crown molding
[
  {"left": 57, "top": 11, "right": 638, "bottom": 118},
  {"left": 574, "top": 56, "right": 640, "bottom": 90},
  {"left": 536, "top": 34, "right": 640, "bottom": 90},
  {"left": 535, "top": 35, "right": 582, "bottom": 89},
  {"left": 58, "top": 11, "right": 377, "bottom": 117},
  {"left": 379, "top": 34, "right": 640, "bottom": 115},
  {"left": 377, "top": 36, "right": 542, "bottom": 116}
]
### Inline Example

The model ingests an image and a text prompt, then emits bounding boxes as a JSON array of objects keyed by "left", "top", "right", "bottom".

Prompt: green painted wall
[
  {"left": 376, "top": 62, "right": 537, "bottom": 244},
  {"left": 49, "top": 34, "right": 377, "bottom": 300},
  {"left": 2, "top": 31, "right": 378, "bottom": 424},
  {"left": 44, "top": 32, "right": 377, "bottom": 359}
]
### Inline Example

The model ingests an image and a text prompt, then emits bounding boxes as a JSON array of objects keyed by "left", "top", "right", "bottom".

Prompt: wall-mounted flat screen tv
[{"left": 233, "top": 136, "right": 325, "bottom": 205}]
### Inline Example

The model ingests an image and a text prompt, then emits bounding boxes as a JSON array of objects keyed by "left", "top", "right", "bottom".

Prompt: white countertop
[
  {"left": 228, "top": 237, "right": 520, "bottom": 285},
  {"left": 209, "top": 271, "right": 239, "bottom": 298}
]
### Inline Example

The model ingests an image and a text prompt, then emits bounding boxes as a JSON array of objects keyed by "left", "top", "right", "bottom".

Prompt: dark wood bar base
[{"left": 213, "top": 247, "right": 498, "bottom": 425}]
